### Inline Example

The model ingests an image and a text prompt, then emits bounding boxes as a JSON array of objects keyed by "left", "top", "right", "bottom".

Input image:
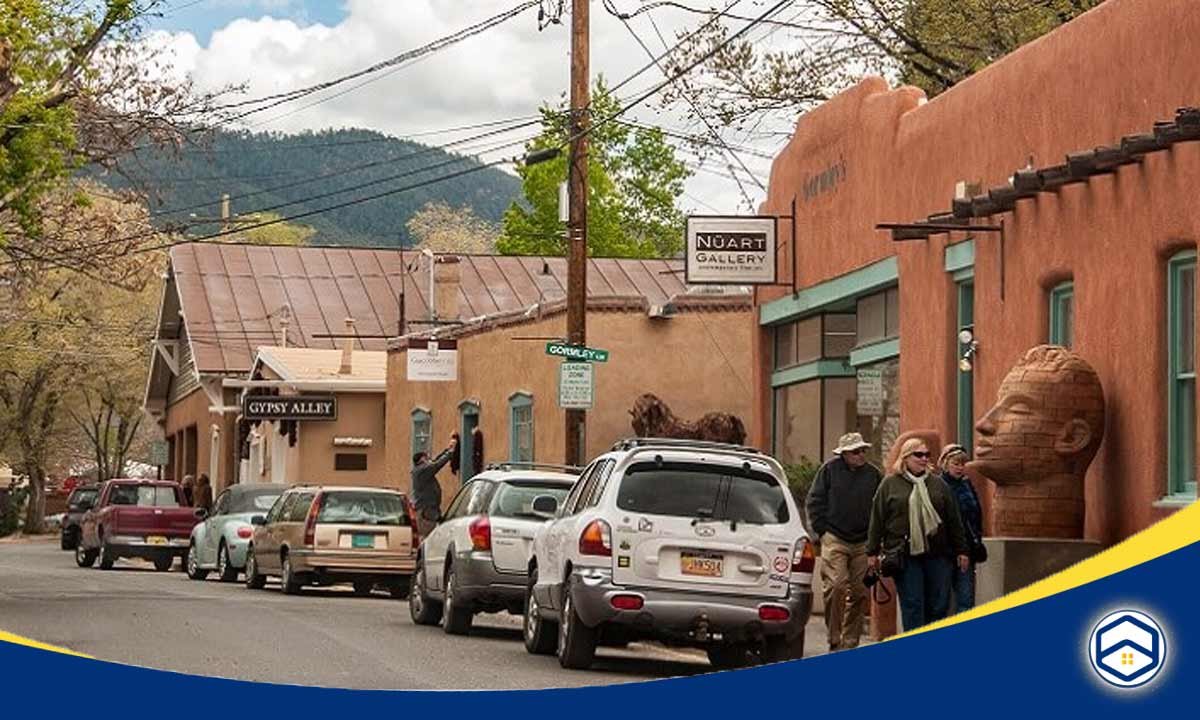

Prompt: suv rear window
[
  {"left": 489, "top": 481, "right": 572, "bottom": 519},
  {"left": 109, "top": 484, "right": 181, "bottom": 508},
  {"left": 616, "top": 462, "right": 789, "bottom": 524},
  {"left": 317, "top": 492, "right": 409, "bottom": 526}
]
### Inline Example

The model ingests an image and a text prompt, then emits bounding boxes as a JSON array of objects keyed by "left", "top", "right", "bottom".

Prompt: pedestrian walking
[
  {"left": 411, "top": 436, "right": 459, "bottom": 537},
  {"left": 938, "top": 444, "right": 985, "bottom": 612},
  {"left": 867, "top": 438, "right": 970, "bottom": 632},
  {"left": 181, "top": 474, "right": 195, "bottom": 506},
  {"left": 194, "top": 474, "right": 213, "bottom": 513},
  {"left": 805, "top": 432, "right": 883, "bottom": 651}
]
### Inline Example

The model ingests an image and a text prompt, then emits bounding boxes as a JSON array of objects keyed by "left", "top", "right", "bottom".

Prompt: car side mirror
[
  {"left": 194, "top": 508, "right": 209, "bottom": 521},
  {"left": 531, "top": 495, "right": 559, "bottom": 518},
  {"left": 250, "top": 515, "right": 267, "bottom": 526}
]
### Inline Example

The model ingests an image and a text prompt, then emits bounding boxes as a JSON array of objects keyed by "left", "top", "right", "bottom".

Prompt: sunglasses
[
  {"left": 846, "top": 448, "right": 867, "bottom": 455},
  {"left": 910, "top": 451, "right": 931, "bottom": 459}
]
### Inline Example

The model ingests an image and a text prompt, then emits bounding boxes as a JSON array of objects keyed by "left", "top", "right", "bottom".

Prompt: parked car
[
  {"left": 75, "top": 479, "right": 199, "bottom": 571},
  {"left": 525, "top": 438, "right": 815, "bottom": 670},
  {"left": 408, "top": 463, "right": 579, "bottom": 634},
  {"left": 244, "top": 485, "right": 417, "bottom": 596},
  {"left": 60, "top": 485, "right": 100, "bottom": 550},
  {"left": 187, "top": 483, "right": 284, "bottom": 582}
]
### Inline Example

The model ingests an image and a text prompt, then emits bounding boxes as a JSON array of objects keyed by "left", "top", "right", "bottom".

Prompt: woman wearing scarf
[
  {"left": 867, "top": 438, "right": 970, "bottom": 631},
  {"left": 938, "top": 444, "right": 985, "bottom": 612}
]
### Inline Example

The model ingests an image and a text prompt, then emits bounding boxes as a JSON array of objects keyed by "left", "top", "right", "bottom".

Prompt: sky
[{"left": 144, "top": 0, "right": 802, "bottom": 216}]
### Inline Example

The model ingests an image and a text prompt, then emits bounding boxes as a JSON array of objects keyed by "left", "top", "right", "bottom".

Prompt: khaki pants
[{"left": 820, "top": 534, "right": 868, "bottom": 650}]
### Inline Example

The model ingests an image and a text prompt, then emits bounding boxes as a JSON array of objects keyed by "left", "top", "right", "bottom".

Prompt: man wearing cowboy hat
[{"left": 806, "top": 432, "right": 883, "bottom": 651}]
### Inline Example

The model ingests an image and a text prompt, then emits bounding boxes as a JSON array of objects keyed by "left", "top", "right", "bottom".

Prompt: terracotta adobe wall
[{"left": 754, "top": 0, "right": 1200, "bottom": 543}]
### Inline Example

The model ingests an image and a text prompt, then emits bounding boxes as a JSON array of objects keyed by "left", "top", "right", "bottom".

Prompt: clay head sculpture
[{"left": 970, "top": 345, "right": 1105, "bottom": 537}]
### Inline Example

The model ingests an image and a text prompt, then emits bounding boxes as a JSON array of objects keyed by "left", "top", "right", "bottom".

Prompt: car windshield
[
  {"left": 615, "top": 462, "right": 789, "bottom": 525},
  {"left": 71, "top": 489, "right": 98, "bottom": 506},
  {"left": 317, "top": 491, "right": 408, "bottom": 526},
  {"left": 489, "top": 480, "right": 572, "bottom": 519},
  {"left": 230, "top": 489, "right": 283, "bottom": 514},
  {"left": 109, "top": 484, "right": 180, "bottom": 508}
]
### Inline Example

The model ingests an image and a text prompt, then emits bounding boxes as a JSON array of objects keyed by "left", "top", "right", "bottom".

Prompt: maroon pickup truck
[{"left": 76, "top": 479, "right": 199, "bottom": 571}]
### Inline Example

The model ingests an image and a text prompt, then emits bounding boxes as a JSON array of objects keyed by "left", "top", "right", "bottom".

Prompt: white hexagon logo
[{"left": 1087, "top": 610, "right": 1167, "bottom": 689}]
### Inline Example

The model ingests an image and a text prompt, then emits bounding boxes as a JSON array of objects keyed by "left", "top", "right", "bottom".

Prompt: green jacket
[{"left": 867, "top": 473, "right": 970, "bottom": 558}]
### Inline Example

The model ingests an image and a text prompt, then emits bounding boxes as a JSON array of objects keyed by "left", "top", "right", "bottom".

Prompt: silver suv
[{"left": 525, "top": 438, "right": 815, "bottom": 670}]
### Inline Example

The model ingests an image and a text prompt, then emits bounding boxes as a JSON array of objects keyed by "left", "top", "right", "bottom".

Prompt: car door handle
[{"left": 739, "top": 564, "right": 765, "bottom": 574}]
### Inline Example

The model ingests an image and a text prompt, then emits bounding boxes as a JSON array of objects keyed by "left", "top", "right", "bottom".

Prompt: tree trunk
[{"left": 22, "top": 465, "right": 46, "bottom": 533}]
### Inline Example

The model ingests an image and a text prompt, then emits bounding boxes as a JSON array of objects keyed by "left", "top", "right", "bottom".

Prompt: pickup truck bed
[{"left": 76, "top": 479, "right": 199, "bottom": 572}]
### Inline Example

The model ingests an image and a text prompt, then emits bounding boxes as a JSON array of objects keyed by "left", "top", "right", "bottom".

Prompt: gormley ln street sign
[{"left": 546, "top": 342, "right": 609, "bottom": 363}]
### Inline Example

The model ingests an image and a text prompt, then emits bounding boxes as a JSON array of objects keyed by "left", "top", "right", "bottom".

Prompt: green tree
[
  {"left": 227, "top": 212, "right": 316, "bottom": 246},
  {"left": 661, "top": 0, "right": 1103, "bottom": 132},
  {"left": 497, "top": 78, "right": 691, "bottom": 258}
]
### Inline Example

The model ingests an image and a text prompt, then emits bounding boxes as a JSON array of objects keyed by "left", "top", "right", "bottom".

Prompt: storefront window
[
  {"left": 885, "top": 287, "right": 901, "bottom": 338},
  {"left": 1168, "top": 252, "right": 1196, "bottom": 498},
  {"left": 774, "top": 316, "right": 822, "bottom": 369},
  {"left": 411, "top": 408, "right": 431, "bottom": 457},
  {"left": 509, "top": 393, "right": 534, "bottom": 463},
  {"left": 856, "top": 288, "right": 899, "bottom": 347},
  {"left": 823, "top": 377, "right": 858, "bottom": 457},
  {"left": 773, "top": 381, "right": 821, "bottom": 465},
  {"left": 855, "top": 358, "right": 901, "bottom": 470},
  {"left": 823, "top": 314, "right": 856, "bottom": 358},
  {"left": 1050, "top": 281, "right": 1074, "bottom": 348}
]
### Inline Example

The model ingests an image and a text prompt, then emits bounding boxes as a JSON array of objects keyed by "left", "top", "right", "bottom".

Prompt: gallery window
[
  {"left": 1167, "top": 251, "right": 1196, "bottom": 499},
  {"left": 509, "top": 392, "right": 534, "bottom": 463},
  {"left": 411, "top": 408, "right": 431, "bottom": 457},
  {"left": 1049, "top": 281, "right": 1075, "bottom": 348}
]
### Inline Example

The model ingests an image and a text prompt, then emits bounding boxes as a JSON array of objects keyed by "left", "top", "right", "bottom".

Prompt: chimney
[
  {"left": 434, "top": 256, "right": 461, "bottom": 322},
  {"left": 339, "top": 318, "right": 356, "bottom": 375}
]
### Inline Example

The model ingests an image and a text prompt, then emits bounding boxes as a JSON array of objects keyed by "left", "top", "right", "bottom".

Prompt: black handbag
[
  {"left": 971, "top": 537, "right": 989, "bottom": 564},
  {"left": 879, "top": 538, "right": 908, "bottom": 578}
]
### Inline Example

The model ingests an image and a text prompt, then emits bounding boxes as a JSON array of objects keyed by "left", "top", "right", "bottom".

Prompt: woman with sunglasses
[
  {"left": 938, "top": 444, "right": 985, "bottom": 612},
  {"left": 867, "top": 438, "right": 970, "bottom": 631}
]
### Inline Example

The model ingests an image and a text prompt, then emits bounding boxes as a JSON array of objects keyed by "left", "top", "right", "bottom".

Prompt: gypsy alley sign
[
  {"left": 243, "top": 395, "right": 337, "bottom": 421},
  {"left": 685, "top": 216, "right": 777, "bottom": 285}
]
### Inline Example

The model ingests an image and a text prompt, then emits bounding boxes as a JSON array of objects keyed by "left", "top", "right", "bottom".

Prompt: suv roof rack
[
  {"left": 484, "top": 461, "right": 584, "bottom": 475},
  {"left": 610, "top": 437, "right": 762, "bottom": 455}
]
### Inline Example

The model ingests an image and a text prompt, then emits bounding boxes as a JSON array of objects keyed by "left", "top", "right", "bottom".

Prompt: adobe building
[
  {"left": 753, "top": 0, "right": 1198, "bottom": 564},
  {"left": 235, "top": 345, "right": 388, "bottom": 487},
  {"left": 385, "top": 255, "right": 752, "bottom": 504}
]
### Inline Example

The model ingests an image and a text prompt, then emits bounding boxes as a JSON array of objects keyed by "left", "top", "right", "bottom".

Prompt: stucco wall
[
  {"left": 753, "top": 0, "right": 1200, "bottom": 544},
  {"left": 293, "top": 393, "right": 390, "bottom": 488},
  {"left": 386, "top": 307, "right": 753, "bottom": 506},
  {"left": 161, "top": 386, "right": 238, "bottom": 493}
]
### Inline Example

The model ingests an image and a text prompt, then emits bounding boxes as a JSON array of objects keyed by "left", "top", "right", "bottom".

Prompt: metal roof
[{"left": 168, "top": 243, "right": 704, "bottom": 375}]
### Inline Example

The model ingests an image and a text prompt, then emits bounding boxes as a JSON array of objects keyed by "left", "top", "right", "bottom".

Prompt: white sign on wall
[
  {"left": 558, "top": 362, "right": 594, "bottom": 410},
  {"left": 856, "top": 367, "right": 884, "bottom": 416},
  {"left": 685, "top": 215, "right": 778, "bottom": 285},
  {"left": 407, "top": 339, "right": 458, "bottom": 382}
]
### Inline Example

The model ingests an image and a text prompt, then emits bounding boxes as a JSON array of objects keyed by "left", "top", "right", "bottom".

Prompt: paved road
[{"left": 0, "top": 539, "right": 828, "bottom": 690}]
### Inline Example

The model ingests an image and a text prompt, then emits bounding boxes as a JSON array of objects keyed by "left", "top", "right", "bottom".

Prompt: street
[{"left": 0, "top": 538, "right": 828, "bottom": 689}]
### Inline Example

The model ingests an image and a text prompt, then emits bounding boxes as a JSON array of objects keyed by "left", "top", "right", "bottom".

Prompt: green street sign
[{"left": 545, "top": 342, "right": 609, "bottom": 363}]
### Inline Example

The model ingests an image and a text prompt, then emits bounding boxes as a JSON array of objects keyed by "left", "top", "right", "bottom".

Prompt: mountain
[{"left": 95, "top": 128, "right": 523, "bottom": 247}]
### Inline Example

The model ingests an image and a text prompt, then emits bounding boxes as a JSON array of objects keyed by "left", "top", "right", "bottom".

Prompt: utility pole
[
  {"left": 564, "top": 0, "right": 589, "bottom": 467},
  {"left": 220, "top": 192, "right": 231, "bottom": 234}
]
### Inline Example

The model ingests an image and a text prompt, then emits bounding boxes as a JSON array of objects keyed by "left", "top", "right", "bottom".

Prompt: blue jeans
[
  {"left": 953, "top": 562, "right": 976, "bottom": 612},
  {"left": 895, "top": 555, "right": 954, "bottom": 631}
]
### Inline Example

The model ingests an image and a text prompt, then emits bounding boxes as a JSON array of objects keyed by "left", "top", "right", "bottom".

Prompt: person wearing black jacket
[
  {"left": 805, "top": 432, "right": 883, "bottom": 651},
  {"left": 411, "top": 436, "right": 458, "bottom": 537}
]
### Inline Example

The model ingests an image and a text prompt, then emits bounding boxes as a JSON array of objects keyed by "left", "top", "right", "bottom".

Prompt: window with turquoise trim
[
  {"left": 1049, "top": 282, "right": 1074, "bottom": 347},
  {"left": 411, "top": 409, "right": 431, "bottom": 457},
  {"left": 957, "top": 281, "right": 975, "bottom": 454},
  {"left": 509, "top": 393, "right": 534, "bottom": 463},
  {"left": 1168, "top": 252, "right": 1196, "bottom": 498}
]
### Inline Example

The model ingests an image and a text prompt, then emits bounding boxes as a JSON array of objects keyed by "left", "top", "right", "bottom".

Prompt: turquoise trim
[
  {"left": 508, "top": 392, "right": 534, "bottom": 463},
  {"left": 849, "top": 338, "right": 900, "bottom": 368},
  {"left": 760, "top": 256, "right": 899, "bottom": 326},
  {"left": 944, "top": 239, "right": 976, "bottom": 274},
  {"left": 1049, "top": 281, "right": 1074, "bottom": 347},
  {"left": 771, "top": 359, "right": 855, "bottom": 387},
  {"left": 952, "top": 267, "right": 975, "bottom": 282},
  {"left": 1167, "top": 251, "right": 1197, "bottom": 498}
]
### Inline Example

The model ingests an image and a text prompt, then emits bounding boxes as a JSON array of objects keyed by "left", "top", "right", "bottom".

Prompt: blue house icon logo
[{"left": 1088, "top": 610, "right": 1167, "bottom": 688}]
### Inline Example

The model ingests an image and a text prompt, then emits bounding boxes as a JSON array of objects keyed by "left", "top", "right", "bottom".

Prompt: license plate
[
  {"left": 681, "top": 551, "right": 724, "bottom": 577},
  {"left": 146, "top": 536, "right": 168, "bottom": 546},
  {"left": 352, "top": 534, "right": 376, "bottom": 549}
]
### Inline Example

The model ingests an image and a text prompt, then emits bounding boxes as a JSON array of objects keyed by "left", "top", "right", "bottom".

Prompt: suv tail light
[
  {"left": 468, "top": 516, "right": 491, "bottom": 551},
  {"left": 758, "top": 605, "right": 790, "bottom": 622},
  {"left": 304, "top": 492, "right": 324, "bottom": 545},
  {"left": 579, "top": 519, "right": 612, "bottom": 557},
  {"left": 792, "top": 537, "right": 816, "bottom": 574},
  {"left": 610, "top": 594, "right": 644, "bottom": 611}
]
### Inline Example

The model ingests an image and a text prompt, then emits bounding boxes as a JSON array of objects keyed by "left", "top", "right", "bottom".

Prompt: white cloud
[{"left": 153, "top": 0, "right": 788, "bottom": 214}]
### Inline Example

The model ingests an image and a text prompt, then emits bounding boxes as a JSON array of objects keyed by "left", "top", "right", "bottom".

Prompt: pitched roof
[
  {"left": 166, "top": 243, "right": 718, "bottom": 375},
  {"left": 254, "top": 346, "right": 387, "bottom": 384}
]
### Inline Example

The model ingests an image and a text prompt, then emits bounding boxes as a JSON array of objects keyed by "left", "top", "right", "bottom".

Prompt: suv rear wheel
[
  {"left": 523, "top": 567, "right": 557, "bottom": 655},
  {"left": 280, "top": 552, "right": 303, "bottom": 595},
  {"left": 409, "top": 562, "right": 442, "bottom": 625},
  {"left": 244, "top": 546, "right": 266, "bottom": 589},
  {"left": 557, "top": 587, "right": 597, "bottom": 669},
  {"left": 441, "top": 565, "right": 472, "bottom": 635}
]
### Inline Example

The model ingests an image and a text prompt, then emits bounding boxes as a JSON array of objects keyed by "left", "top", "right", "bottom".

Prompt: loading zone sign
[
  {"left": 685, "top": 215, "right": 777, "bottom": 285},
  {"left": 558, "top": 362, "right": 594, "bottom": 410}
]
